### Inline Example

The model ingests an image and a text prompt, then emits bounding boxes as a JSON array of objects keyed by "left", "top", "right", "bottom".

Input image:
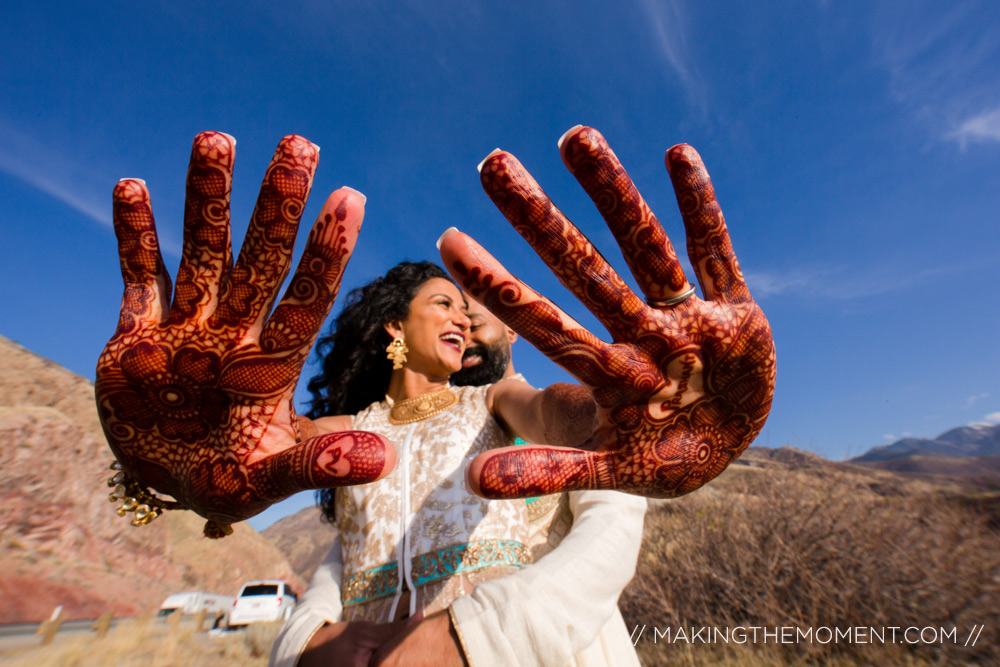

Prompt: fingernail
[
  {"left": 477, "top": 148, "right": 502, "bottom": 173},
  {"left": 341, "top": 186, "right": 366, "bottom": 205},
  {"left": 219, "top": 132, "right": 236, "bottom": 147},
  {"left": 557, "top": 125, "right": 584, "bottom": 149},
  {"left": 436, "top": 227, "right": 460, "bottom": 250},
  {"left": 118, "top": 178, "right": 146, "bottom": 185},
  {"left": 310, "top": 141, "right": 320, "bottom": 154}
]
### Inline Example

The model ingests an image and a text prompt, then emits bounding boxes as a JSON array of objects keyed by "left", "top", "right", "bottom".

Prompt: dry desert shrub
[
  {"left": 0, "top": 617, "right": 281, "bottom": 667},
  {"left": 620, "top": 470, "right": 1000, "bottom": 665}
]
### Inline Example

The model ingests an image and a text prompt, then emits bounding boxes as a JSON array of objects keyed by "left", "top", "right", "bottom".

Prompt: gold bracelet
[{"left": 107, "top": 460, "right": 183, "bottom": 526}]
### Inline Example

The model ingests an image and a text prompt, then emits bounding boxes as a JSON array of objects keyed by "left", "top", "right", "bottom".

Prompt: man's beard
[{"left": 451, "top": 341, "right": 510, "bottom": 387}]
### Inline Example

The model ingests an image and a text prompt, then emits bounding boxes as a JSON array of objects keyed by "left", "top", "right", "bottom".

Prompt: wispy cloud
[
  {"left": 947, "top": 106, "right": 1000, "bottom": 147},
  {"left": 964, "top": 392, "right": 991, "bottom": 409},
  {"left": 744, "top": 266, "right": 837, "bottom": 298},
  {"left": 0, "top": 123, "right": 110, "bottom": 227},
  {"left": 871, "top": 1, "right": 1000, "bottom": 146},
  {"left": 0, "top": 119, "right": 181, "bottom": 257},
  {"left": 744, "top": 260, "right": 956, "bottom": 300},
  {"left": 636, "top": 0, "right": 708, "bottom": 113},
  {"left": 983, "top": 412, "right": 1000, "bottom": 425}
]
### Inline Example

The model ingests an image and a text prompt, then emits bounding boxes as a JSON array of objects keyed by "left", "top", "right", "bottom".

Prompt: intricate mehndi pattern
[
  {"left": 442, "top": 127, "right": 776, "bottom": 499},
  {"left": 96, "top": 133, "right": 392, "bottom": 528}
]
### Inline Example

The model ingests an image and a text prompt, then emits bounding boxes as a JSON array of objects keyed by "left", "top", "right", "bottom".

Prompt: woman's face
[{"left": 386, "top": 278, "right": 471, "bottom": 377}]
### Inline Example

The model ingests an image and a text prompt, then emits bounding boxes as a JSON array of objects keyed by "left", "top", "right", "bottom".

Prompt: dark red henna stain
[
  {"left": 111, "top": 180, "right": 171, "bottom": 334},
  {"left": 96, "top": 137, "right": 383, "bottom": 525},
  {"left": 242, "top": 431, "right": 390, "bottom": 508},
  {"left": 213, "top": 136, "right": 318, "bottom": 331},
  {"left": 479, "top": 152, "right": 648, "bottom": 343},
  {"left": 477, "top": 447, "right": 615, "bottom": 499},
  {"left": 467, "top": 129, "right": 775, "bottom": 499},
  {"left": 561, "top": 126, "right": 689, "bottom": 299},
  {"left": 666, "top": 144, "right": 751, "bottom": 304},
  {"left": 106, "top": 342, "right": 230, "bottom": 444},
  {"left": 261, "top": 201, "right": 354, "bottom": 357},
  {"left": 170, "top": 132, "right": 234, "bottom": 321}
]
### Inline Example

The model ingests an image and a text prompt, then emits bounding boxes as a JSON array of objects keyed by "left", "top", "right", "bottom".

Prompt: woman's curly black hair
[{"left": 306, "top": 260, "right": 452, "bottom": 522}]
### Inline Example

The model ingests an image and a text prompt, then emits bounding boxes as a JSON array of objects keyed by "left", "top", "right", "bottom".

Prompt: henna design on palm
[
  {"left": 96, "top": 132, "right": 395, "bottom": 527},
  {"left": 439, "top": 126, "right": 775, "bottom": 499}
]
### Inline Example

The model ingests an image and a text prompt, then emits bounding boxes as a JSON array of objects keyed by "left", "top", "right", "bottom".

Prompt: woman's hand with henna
[
  {"left": 439, "top": 126, "right": 775, "bottom": 499},
  {"left": 96, "top": 133, "right": 395, "bottom": 528}
]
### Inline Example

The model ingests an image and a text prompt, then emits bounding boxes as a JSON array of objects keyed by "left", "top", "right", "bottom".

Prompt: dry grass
[
  {"left": 621, "top": 468, "right": 1000, "bottom": 665},
  {"left": 0, "top": 617, "right": 283, "bottom": 667},
  {"left": 7, "top": 462, "right": 998, "bottom": 666}
]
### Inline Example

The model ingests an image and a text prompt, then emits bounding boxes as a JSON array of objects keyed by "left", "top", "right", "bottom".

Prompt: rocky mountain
[
  {"left": 853, "top": 423, "right": 1000, "bottom": 462},
  {"left": 847, "top": 423, "right": 1000, "bottom": 487},
  {"left": 0, "top": 335, "right": 303, "bottom": 623},
  {"left": 261, "top": 504, "right": 337, "bottom": 583}
]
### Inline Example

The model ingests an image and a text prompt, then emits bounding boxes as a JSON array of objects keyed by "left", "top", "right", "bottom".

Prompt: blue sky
[{"left": 2, "top": 1, "right": 998, "bottom": 529}]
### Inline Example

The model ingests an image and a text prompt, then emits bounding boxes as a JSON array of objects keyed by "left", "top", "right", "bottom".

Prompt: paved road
[{"left": 0, "top": 617, "right": 176, "bottom": 653}]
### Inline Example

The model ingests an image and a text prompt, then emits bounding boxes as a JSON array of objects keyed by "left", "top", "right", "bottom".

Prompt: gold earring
[{"left": 386, "top": 337, "right": 408, "bottom": 369}]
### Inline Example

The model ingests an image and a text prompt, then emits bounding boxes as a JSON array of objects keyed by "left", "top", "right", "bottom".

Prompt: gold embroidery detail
[
  {"left": 526, "top": 494, "right": 561, "bottom": 522},
  {"left": 342, "top": 563, "right": 399, "bottom": 606}
]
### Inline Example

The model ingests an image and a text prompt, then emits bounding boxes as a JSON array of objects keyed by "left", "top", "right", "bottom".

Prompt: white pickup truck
[
  {"left": 158, "top": 591, "right": 236, "bottom": 628},
  {"left": 228, "top": 580, "right": 297, "bottom": 627}
]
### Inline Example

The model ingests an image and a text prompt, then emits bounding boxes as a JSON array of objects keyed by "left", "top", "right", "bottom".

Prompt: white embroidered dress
[
  {"left": 337, "top": 382, "right": 533, "bottom": 621},
  {"left": 269, "top": 378, "right": 646, "bottom": 667}
]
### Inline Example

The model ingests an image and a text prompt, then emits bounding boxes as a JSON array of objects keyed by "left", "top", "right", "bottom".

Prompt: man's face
[{"left": 450, "top": 300, "right": 513, "bottom": 387}]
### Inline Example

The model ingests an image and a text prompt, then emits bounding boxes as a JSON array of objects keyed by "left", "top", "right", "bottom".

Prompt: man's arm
[
  {"left": 270, "top": 536, "right": 346, "bottom": 667},
  {"left": 488, "top": 378, "right": 599, "bottom": 450},
  {"left": 448, "top": 490, "right": 646, "bottom": 666}
]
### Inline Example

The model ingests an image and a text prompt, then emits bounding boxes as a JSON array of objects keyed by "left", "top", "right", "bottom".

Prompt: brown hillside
[
  {"left": 624, "top": 446, "right": 1000, "bottom": 664},
  {"left": 0, "top": 335, "right": 303, "bottom": 623},
  {"left": 261, "top": 504, "right": 337, "bottom": 583}
]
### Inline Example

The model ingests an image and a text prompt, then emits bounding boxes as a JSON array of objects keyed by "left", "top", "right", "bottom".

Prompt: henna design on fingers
[
  {"left": 442, "top": 128, "right": 776, "bottom": 500},
  {"left": 213, "top": 136, "right": 319, "bottom": 332},
  {"left": 469, "top": 445, "right": 616, "bottom": 499},
  {"left": 170, "top": 132, "right": 234, "bottom": 321},
  {"left": 666, "top": 144, "right": 751, "bottom": 304},
  {"left": 443, "top": 235, "right": 660, "bottom": 405},
  {"left": 260, "top": 193, "right": 357, "bottom": 363},
  {"left": 560, "top": 126, "right": 690, "bottom": 300},
  {"left": 478, "top": 152, "right": 648, "bottom": 342},
  {"left": 97, "top": 136, "right": 392, "bottom": 528},
  {"left": 249, "top": 431, "right": 394, "bottom": 500},
  {"left": 112, "top": 179, "right": 171, "bottom": 332}
]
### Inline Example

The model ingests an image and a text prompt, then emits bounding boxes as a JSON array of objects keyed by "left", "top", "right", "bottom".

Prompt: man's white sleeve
[
  {"left": 449, "top": 490, "right": 646, "bottom": 667},
  {"left": 269, "top": 536, "right": 345, "bottom": 667}
]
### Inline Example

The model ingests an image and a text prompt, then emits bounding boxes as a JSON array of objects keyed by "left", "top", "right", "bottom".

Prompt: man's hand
[
  {"left": 299, "top": 620, "right": 407, "bottom": 667},
  {"left": 439, "top": 126, "right": 775, "bottom": 499},
  {"left": 370, "top": 610, "right": 467, "bottom": 667},
  {"left": 96, "top": 132, "right": 395, "bottom": 527}
]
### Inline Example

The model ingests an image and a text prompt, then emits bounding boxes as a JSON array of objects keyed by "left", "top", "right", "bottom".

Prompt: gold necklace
[{"left": 387, "top": 387, "right": 459, "bottom": 425}]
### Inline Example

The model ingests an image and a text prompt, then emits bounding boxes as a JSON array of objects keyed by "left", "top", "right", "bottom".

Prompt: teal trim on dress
[
  {"left": 342, "top": 539, "right": 531, "bottom": 607},
  {"left": 341, "top": 562, "right": 398, "bottom": 607},
  {"left": 411, "top": 539, "right": 530, "bottom": 587}
]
